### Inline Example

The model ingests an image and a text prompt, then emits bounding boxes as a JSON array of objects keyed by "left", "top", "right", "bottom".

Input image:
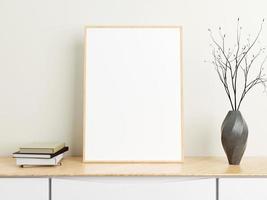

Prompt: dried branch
[{"left": 209, "top": 19, "right": 267, "bottom": 110}]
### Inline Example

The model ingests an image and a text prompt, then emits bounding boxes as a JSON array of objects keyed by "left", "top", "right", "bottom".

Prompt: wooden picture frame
[{"left": 83, "top": 26, "right": 184, "bottom": 163}]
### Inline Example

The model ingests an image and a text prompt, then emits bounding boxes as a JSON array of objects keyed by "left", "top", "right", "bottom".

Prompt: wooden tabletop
[{"left": 0, "top": 156, "right": 266, "bottom": 177}]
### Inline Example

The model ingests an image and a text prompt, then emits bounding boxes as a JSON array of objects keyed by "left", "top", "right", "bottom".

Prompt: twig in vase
[{"left": 208, "top": 19, "right": 267, "bottom": 110}]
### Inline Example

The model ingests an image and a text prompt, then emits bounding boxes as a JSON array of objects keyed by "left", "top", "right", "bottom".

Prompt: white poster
[{"left": 84, "top": 26, "right": 183, "bottom": 162}]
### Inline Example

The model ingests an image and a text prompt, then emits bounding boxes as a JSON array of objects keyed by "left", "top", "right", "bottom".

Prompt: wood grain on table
[{"left": 0, "top": 157, "right": 266, "bottom": 177}]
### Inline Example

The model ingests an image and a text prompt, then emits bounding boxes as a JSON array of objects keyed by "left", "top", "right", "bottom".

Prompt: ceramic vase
[{"left": 221, "top": 111, "right": 248, "bottom": 165}]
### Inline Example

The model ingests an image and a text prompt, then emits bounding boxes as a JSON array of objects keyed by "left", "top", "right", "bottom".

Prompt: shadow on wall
[
  {"left": 185, "top": 115, "right": 222, "bottom": 156},
  {"left": 70, "top": 37, "right": 84, "bottom": 156}
]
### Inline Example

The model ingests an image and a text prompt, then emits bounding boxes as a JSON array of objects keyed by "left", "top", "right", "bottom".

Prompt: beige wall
[{"left": 0, "top": 0, "right": 267, "bottom": 156}]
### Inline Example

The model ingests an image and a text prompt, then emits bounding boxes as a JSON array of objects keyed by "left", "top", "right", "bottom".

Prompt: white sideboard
[
  {"left": 52, "top": 177, "right": 215, "bottom": 200},
  {"left": 0, "top": 178, "right": 49, "bottom": 200},
  {"left": 4, "top": 177, "right": 267, "bottom": 200},
  {"left": 1, "top": 157, "right": 267, "bottom": 200},
  {"left": 220, "top": 178, "right": 267, "bottom": 200}
]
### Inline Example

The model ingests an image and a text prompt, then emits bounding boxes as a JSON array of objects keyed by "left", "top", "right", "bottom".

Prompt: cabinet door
[
  {"left": 52, "top": 177, "right": 215, "bottom": 200},
  {"left": 220, "top": 178, "right": 267, "bottom": 200},
  {"left": 0, "top": 178, "right": 49, "bottom": 200}
]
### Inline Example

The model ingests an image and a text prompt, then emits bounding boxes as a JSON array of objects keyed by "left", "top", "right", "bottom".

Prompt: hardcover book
[
  {"left": 19, "top": 142, "right": 65, "bottom": 154},
  {"left": 13, "top": 146, "right": 69, "bottom": 159},
  {"left": 16, "top": 153, "right": 64, "bottom": 166}
]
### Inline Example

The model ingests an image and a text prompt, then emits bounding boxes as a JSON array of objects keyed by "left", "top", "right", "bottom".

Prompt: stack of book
[{"left": 13, "top": 143, "right": 68, "bottom": 167}]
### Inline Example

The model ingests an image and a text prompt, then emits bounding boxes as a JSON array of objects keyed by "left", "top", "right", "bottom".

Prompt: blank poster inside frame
[{"left": 84, "top": 26, "right": 184, "bottom": 163}]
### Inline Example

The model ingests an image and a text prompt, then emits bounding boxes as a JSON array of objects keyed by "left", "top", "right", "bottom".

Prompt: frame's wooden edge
[
  {"left": 83, "top": 160, "right": 184, "bottom": 164},
  {"left": 84, "top": 25, "right": 182, "bottom": 29},
  {"left": 179, "top": 26, "right": 185, "bottom": 162},
  {"left": 83, "top": 25, "right": 184, "bottom": 164},
  {"left": 83, "top": 26, "right": 88, "bottom": 163}
]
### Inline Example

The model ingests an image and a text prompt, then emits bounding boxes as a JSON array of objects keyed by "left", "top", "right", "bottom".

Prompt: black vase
[{"left": 221, "top": 111, "right": 248, "bottom": 165}]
